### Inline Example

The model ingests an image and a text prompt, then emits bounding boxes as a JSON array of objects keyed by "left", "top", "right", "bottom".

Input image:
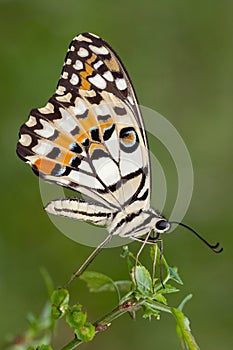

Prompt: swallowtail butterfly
[{"left": 16, "top": 33, "right": 222, "bottom": 280}]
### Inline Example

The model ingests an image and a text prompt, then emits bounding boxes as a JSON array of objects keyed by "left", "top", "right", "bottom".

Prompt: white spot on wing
[
  {"left": 35, "top": 119, "right": 55, "bottom": 138},
  {"left": 70, "top": 73, "right": 79, "bottom": 85},
  {"left": 79, "top": 160, "right": 92, "bottom": 173},
  {"left": 66, "top": 58, "right": 72, "bottom": 65},
  {"left": 69, "top": 170, "right": 105, "bottom": 190},
  {"left": 93, "top": 157, "right": 120, "bottom": 186},
  {"left": 116, "top": 78, "right": 127, "bottom": 91},
  {"left": 19, "top": 134, "right": 32, "bottom": 146},
  {"left": 56, "top": 93, "right": 72, "bottom": 103},
  {"left": 104, "top": 130, "right": 119, "bottom": 162},
  {"left": 34, "top": 140, "right": 53, "bottom": 155},
  {"left": 78, "top": 47, "right": 89, "bottom": 57},
  {"left": 57, "top": 109, "right": 78, "bottom": 133},
  {"left": 62, "top": 71, "right": 68, "bottom": 79},
  {"left": 89, "top": 45, "right": 109, "bottom": 55},
  {"left": 25, "top": 116, "right": 37, "bottom": 127},
  {"left": 74, "top": 60, "right": 83, "bottom": 70},
  {"left": 38, "top": 102, "right": 54, "bottom": 114},
  {"left": 88, "top": 33, "right": 100, "bottom": 39},
  {"left": 77, "top": 34, "right": 93, "bottom": 43},
  {"left": 56, "top": 85, "right": 66, "bottom": 95},
  {"left": 127, "top": 95, "right": 134, "bottom": 105},
  {"left": 73, "top": 99, "right": 87, "bottom": 115},
  {"left": 103, "top": 71, "right": 114, "bottom": 81},
  {"left": 89, "top": 74, "right": 107, "bottom": 89},
  {"left": 94, "top": 61, "right": 103, "bottom": 70},
  {"left": 93, "top": 104, "right": 111, "bottom": 116},
  {"left": 119, "top": 147, "right": 143, "bottom": 177}
]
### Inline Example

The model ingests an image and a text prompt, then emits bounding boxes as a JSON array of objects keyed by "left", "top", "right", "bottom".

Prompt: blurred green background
[{"left": 1, "top": 0, "right": 232, "bottom": 349}]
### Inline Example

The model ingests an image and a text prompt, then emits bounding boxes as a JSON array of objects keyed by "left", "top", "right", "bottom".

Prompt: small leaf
[
  {"left": 66, "top": 305, "right": 85, "bottom": 327},
  {"left": 80, "top": 271, "right": 116, "bottom": 293},
  {"left": 40, "top": 268, "right": 54, "bottom": 297},
  {"left": 143, "top": 300, "right": 172, "bottom": 314},
  {"left": 66, "top": 305, "right": 86, "bottom": 328},
  {"left": 133, "top": 266, "right": 153, "bottom": 297},
  {"left": 37, "top": 345, "right": 53, "bottom": 350},
  {"left": 158, "top": 284, "right": 180, "bottom": 295},
  {"left": 75, "top": 322, "right": 95, "bottom": 342},
  {"left": 171, "top": 308, "right": 200, "bottom": 350},
  {"left": 154, "top": 294, "right": 167, "bottom": 304},
  {"left": 169, "top": 266, "right": 183, "bottom": 285},
  {"left": 142, "top": 302, "right": 160, "bottom": 320},
  {"left": 51, "top": 289, "right": 69, "bottom": 319}
]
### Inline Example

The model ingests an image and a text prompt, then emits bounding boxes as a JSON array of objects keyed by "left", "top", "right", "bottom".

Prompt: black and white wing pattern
[{"left": 17, "top": 32, "right": 153, "bottom": 235}]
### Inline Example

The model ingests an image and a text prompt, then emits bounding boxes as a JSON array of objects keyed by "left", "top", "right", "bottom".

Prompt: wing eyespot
[{"left": 119, "top": 127, "right": 139, "bottom": 153}]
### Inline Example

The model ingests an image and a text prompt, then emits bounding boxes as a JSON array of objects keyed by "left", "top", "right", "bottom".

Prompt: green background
[{"left": 1, "top": 0, "right": 232, "bottom": 349}]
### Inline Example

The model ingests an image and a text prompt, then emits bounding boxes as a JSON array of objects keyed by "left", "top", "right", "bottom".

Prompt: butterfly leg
[
  {"left": 133, "top": 231, "right": 151, "bottom": 287},
  {"left": 44, "top": 197, "right": 116, "bottom": 286},
  {"left": 63, "top": 233, "right": 113, "bottom": 287}
]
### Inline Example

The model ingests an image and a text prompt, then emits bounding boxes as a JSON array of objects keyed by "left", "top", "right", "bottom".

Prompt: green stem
[{"left": 60, "top": 300, "right": 144, "bottom": 350}]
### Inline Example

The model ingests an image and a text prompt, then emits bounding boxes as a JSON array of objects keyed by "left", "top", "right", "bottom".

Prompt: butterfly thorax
[{"left": 108, "top": 208, "right": 164, "bottom": 238}]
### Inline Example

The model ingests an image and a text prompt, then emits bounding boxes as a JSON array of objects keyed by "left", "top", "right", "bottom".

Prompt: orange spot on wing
[
  {"left": 80, "top": 59, "right": 95, "bottom": 90},
  {"left": 54, "top": 133, "right": 74, "bottom": 149},
  {"left": 34, "top": 158, "right": 56, "bottom": 174},
  {"left": 80, "top": 77, "right": 91, "bottom": 90}
]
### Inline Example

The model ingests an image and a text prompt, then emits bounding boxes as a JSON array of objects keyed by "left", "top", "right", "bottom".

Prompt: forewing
[{"left": 17, "top": 33, "right": 151, "bottom": 213}]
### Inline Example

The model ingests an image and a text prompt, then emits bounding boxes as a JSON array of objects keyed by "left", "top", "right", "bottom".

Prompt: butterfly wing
[{"left": 17, "top": 32, "right": 151, "bottom": 215}]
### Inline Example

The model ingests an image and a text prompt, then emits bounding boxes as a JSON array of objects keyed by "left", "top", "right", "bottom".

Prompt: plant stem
[{"left": 60, "top": 300, "right": 144, "bottom": 350}]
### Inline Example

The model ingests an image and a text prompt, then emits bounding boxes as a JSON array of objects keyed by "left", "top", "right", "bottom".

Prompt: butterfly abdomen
[{"left": 45, "top": 198, "right": 114, "bottom": 226}]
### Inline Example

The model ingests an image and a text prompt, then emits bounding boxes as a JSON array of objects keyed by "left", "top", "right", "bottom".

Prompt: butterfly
[{"left": 16, "top": 32, "right": 222, "bottom": 279}]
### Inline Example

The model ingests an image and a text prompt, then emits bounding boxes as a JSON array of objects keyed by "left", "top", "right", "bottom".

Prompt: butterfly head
[{"left": 154, "top": 219, "right": 171, "bottom": 234}]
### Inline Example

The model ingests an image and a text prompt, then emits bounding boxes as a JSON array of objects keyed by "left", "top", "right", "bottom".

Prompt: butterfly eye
[
  {"left": 155, "top": 220, "right": 170, "bottom": 233},
  {"left": 119, "top": 127, "right": 139, "bottom": 152}
]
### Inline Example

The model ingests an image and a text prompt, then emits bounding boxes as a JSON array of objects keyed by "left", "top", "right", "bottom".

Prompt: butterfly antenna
[{"left": 169, "top": 221, "right": 223, "bottom": 254}]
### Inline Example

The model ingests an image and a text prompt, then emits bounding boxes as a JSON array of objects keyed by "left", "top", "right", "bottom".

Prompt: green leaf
[
  {"left": 50, "top": 289, "right": 69, "bottom": 319},
  {"left": 158, "top": 284, "right": 180, "bottom": 295},
  {"left": 171, "top": 308, "right": 200, "bottom": 350},
  {"left": 178, "top": 294, "right": 193, "bottom": 311},
  {"left": 154, "top": 294, "right": 167, "bottom": 304},
  {"left": 40, "top": 268, "right": 54, "bottom": 297},
  {"left": 37, "top": 345, "right": 53, "bottom": 350},
  {"left": 66, "top": 305, "right": 87, "bottom": 328},
  {"left": 80, "top": 271, "right": 116, "bottom": 293},
  {"left": 133, "top": 266, "right": 153, "bottom": 297},
  {"left": 142, "top": 300, "right": 172, "bottom": 316},
  {"left": 75, "top": 322, "right": 95, "bottom": 342},
  {"left": 169, "top": 266, "right": 183, "bottom": 285},
  {"left": 142, "top": 302, "right": 160, "bottom": 319}
]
